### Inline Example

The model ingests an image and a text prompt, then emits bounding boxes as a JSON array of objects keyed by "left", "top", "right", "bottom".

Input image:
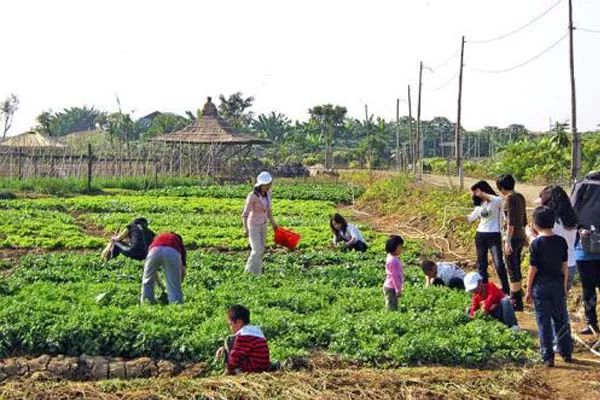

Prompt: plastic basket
[{"left": 274, "top": 227, "right": 301, "bottom": 250}]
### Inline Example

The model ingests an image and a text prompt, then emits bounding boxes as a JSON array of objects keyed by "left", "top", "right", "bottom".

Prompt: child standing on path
[
  {"left": 383, "top": 235, "right": 404, "bottom": 311},
  {"left": 526, "top": 206, "right": 573, "bottom": 367}
]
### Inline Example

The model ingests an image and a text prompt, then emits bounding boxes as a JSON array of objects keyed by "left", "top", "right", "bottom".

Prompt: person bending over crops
[
  {"left": 464, "top": 271, "right": 519, "bottom": 329},
  {"left": 421, "top": 260, "right": 465, "bottom": 290},
  {"left": 101, "top": 217, "right": 155, "bottom": 261},
  {"left": 526, "top": 206, "right": 573, "bottom": 367},
  {"left": 383, "top": 235, "right": 404, "bottom": 311},
  {"left": 330, "top": 213, "right": 368, "bottom": 252},
  {"left": 215, "top": 304, "right": 272, "bottom": 375},
  {"left": 496, "top": 174, "right": 527, "bottom": 311},
  {"left": 141, "top": 232, "right": 186, "bottom": 305},
  {"left": 242, "top": 172, "right": 279, "bottom": 275},
  {"left": 468, "top": 181, "right": 510, "bottom": 295}
]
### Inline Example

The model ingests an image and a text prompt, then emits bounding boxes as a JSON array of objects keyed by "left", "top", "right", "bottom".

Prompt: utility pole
[
  {"left": 568, "top": 0, "right": 580, "bottom": 182},
  {"left": 395, "top": 98, "right": 400, "bottom": 171},
  {"left": 365, "top": 104, "right": 371, "bottom": 171},
  {"left": 408, "top": 85, "right": 415, "bottom": 173},
  {"left": 417, "top": 61, "right": 423, "bottom": 179},
  {"left": 455, "top": 35, "right": 466, "bottom": 190}
]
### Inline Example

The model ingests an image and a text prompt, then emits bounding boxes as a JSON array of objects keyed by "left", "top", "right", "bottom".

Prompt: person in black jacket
[{"left": 101, "top": 217, "right": 155, "bottom": 261}]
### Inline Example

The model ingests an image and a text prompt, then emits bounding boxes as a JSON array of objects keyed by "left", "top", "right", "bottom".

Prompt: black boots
[{"left": 511, "top": 290, "right": 524, "bottom": 312}]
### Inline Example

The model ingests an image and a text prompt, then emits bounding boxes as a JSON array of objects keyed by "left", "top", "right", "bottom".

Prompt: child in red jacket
[
  {"left": 464, "top": 272, "right": 519, "bottom": 329},
  {"left": 215, "top": 304, "right": 272, "bottom": 375}
]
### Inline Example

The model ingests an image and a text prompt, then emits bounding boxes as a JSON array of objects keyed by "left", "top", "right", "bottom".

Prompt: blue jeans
[
  {"left": 141, "top": 246, "right": 184, "bottom": 304},
  {"left": 489, "top": 297, "right": 518, "bottom": 327},
  {"left": 533, "top": 280, "right": 572, "bottom": 361}
]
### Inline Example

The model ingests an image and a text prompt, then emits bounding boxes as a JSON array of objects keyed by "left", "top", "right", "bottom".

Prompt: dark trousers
[
  {"left": 577, "top": 259, "right": 600, "bottom": 326},
  {"left": 505, "top": 236, "right": 524, "bottom": 283},
  {"left": 433, "top": 277, "right": 465, "bottom": 290},
  {"left": 475, "top": 232, "right": 509, "bottom": 294},
  {"left": 110, "top": 241, "right": 146, "bottom": 261},
  {"left": 343, "top": 240, "right": 368, "bottom": 253},
  {"left": 533, "top": 280, "right": 573, "bottom": 361}
]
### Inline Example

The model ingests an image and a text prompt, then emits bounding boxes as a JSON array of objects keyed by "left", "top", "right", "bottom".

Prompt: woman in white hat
[{"left": 242, "top": 171, "right": 278, "bottom": 275}]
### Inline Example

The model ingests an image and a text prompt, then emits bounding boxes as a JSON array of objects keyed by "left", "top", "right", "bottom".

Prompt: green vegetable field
[{"left": 0, "top": 182, "right": 534, "bottom": 370}]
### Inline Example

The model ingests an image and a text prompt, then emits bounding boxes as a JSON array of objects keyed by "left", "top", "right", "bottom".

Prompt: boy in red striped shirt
[{"left": 215, "top": 305, "right": 272, "bottom": 374}]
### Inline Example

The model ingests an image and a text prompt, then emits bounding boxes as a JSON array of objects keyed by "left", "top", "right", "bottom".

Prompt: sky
[{"left": 1, "top": 0, "right": 599, "bottom": 135}]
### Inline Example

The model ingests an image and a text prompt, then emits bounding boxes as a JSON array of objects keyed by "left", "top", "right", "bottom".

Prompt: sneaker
[
  {"left": 561, "top": 354, "right": 573, "bottom": 363},
  {"left": 544, "top": 359, "right": 555, "bottom": 368},
  {"left": 579, "top": 325, "right": 599, "bottom": 335}
]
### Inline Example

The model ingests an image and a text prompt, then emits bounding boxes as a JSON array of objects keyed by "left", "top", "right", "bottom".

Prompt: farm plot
[
  {"left": 0, "top": 249, "right": 534, "bottom": 368},
  {"left": 0, "top": 182, "right": 534, "bottom": 373},
  {"left": 0, "top": 183, "right": 366, "bottom": 250}
]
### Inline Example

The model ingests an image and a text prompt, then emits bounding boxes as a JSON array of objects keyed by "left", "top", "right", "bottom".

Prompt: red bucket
[{"left": 274, "top": 227, "right": 301, "bottom": 250}]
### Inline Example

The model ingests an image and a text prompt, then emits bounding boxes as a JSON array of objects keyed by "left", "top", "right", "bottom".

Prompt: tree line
[{"left": 0, "top": 92, "right": 579, "bottom": 169}]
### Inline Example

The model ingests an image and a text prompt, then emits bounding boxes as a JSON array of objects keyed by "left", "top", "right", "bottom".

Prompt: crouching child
[
  {"left": 464, "top": 272, "right": 519, "bottom": 329},
  {"left": 215, "top": 304, "right": 273, "bottom": 375},
  {"left": 421, "top": 260, "right": 466, "bottom": 290}
]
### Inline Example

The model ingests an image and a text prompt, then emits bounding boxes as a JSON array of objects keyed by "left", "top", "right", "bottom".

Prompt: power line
[
  {"left": 469, "top": 0, "right": 563, "bottom": 44},
  {"left": 429, "top": 49, "right": 460, "bottom": 71},
  {"left": 467, "top": 31, "right": 568, "bottom": 74},
  {"left": 578, "top": 27, "right": 600, "bottom": 34},
  {"left": 432, "top": 72, "right": 459, "bottom": 91}
]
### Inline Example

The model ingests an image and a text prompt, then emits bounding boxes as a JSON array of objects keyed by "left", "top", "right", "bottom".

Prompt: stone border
[{"left": 0, "top": 355, "right": 209, "bottom": 382}]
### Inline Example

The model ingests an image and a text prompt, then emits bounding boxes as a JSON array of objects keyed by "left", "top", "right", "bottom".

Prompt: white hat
[
  {"left": 464, "top": 272, "right": 482, "bottom": 292},
  {"left": 254, "top": 171, "right": 273, "bottom": 187}
]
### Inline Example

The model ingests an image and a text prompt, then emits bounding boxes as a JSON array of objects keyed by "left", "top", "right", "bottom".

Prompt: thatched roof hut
[
  {"left": 0, "top": 131, "right": 65, "bottom": 148},
  {"left": 151, "top": 97, "right": 268, "bottom": 145}
]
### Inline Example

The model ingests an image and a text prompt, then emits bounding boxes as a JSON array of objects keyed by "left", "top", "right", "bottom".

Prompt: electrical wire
[
  {"left": 432, "top": 72, "right": 459, "bottom": 91},
  {"left": 578, "top": 27, "right": 600, "bottom": 34},
  {"left": 429, "top": 49, "right": 460, "bottom": 71},
  {"left": 468, "top": 0, "right": 563, "bottom": 44},
  {"left": 466, "top": 31, "right": 568, "bottom": 74}
]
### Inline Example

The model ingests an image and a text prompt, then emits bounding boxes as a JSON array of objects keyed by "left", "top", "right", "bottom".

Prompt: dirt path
[
  {"left": 423, "top": 173, "right": 546, "bottom": 203},
  {"left": 349, "top": 177, "right": 600, "bottom": 399}
]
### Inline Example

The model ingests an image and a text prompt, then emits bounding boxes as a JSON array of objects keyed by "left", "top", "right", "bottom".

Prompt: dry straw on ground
[{"left": 0, "top": 367, "right": 552, "bottom": 400}]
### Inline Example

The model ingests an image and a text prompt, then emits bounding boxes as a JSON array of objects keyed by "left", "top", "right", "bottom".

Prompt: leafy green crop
[
  {"left": 0, "top": 248, "right": 533, "bottom": 367},
  {"left": 0, "top": 182, "right": 534, "bottom": 368}
]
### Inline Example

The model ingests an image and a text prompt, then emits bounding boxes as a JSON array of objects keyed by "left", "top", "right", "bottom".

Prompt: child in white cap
[
  {"left": 242, "top": 172, "right": 278, "bottom": 275},
  {"left": 464, "top": 271, "right": 519, "bottom": 329}
]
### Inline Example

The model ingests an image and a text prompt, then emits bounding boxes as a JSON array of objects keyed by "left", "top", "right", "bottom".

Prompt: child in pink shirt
[{"left": 383, "top": 235, "right": 404, "bottom": 311}]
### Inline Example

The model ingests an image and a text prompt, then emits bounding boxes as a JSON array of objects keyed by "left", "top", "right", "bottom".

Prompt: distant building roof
[
  {"left": 0, "top": 131, "right": 65, "bottom": 148},
  {"left": 151, "top": 97, "right": 269, "bottom": 145}
]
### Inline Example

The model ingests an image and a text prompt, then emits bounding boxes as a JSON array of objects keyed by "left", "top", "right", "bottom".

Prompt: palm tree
[
  {"left": 252, "top": 112, "right": 291, "bottom": 144},
  {"left": 308, "top": 104, "right": 347, "bottom": 170},
  {"left": 218, "top": 92, "right": 255, "bottom": 130},
  {"left": 549, "top": 121, "right": 570, "bottom": 150}
]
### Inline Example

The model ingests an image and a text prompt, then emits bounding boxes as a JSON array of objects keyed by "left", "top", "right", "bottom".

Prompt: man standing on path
[{"left": 496, "top": 174, "right": 527, "bottom": 311}]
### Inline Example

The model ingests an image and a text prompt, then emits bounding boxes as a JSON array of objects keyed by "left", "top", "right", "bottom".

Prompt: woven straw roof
[
  {"left": 0, "top": 131, "right": 65, "bottom": 148},
  {"left": 151, "top": 97, "right": 269, "bottom": 145}
]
